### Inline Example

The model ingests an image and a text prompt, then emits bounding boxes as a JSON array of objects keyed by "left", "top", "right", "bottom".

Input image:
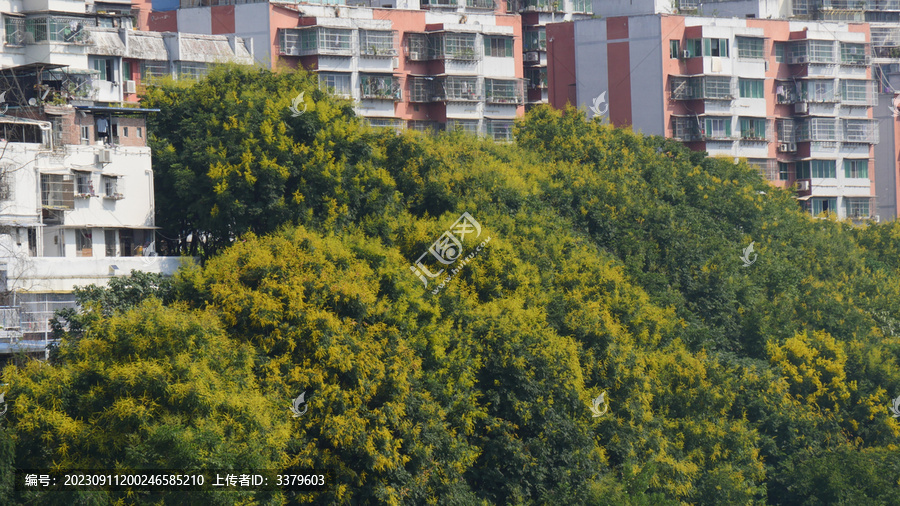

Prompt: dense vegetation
[{"left": 1, "top": 66, "right": 899, "bottom": 504}]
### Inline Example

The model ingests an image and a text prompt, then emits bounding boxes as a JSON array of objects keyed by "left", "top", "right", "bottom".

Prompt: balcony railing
[
  {"left": 466, "top": 0, "right": 495, "bottom": 8},
  {"left": 279, "top": 27, "right": 352, "bottom": 57},
  {"left": 360, "top": 75, "right": 401, "bottom": 101},
  {"left": 485, "top": 79, "right": 524, "bottom": 105}
]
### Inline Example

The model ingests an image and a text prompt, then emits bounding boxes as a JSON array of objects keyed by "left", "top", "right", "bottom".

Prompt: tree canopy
[{"left": 2, "top": 66, "right": 900, "bottom": 504}]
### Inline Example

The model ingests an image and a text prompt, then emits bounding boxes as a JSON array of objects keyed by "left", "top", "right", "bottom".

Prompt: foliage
[{"left": 3, "top": 75, "right": 900, "bottom": 504}]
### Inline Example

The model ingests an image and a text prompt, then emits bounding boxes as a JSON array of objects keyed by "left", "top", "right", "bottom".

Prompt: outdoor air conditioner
[
  {"left": 794, "top": 102, "right": 808, "bottom": 114},
  {"left": 797, "top": 180, "right": 811, "bottom": 191},
  {"left": 525, "top": 51, "right": 540, "bottom": 63},
  {"left": 124, "top": 80, "right": 136, "bottom": 94},
  {"left": 409, "top": 51, "right": 421, "bottom": 60},
  {"left": 392, "top": 57, "right": 399, "bottom": 69},
  {"left": 98, "top": 149, "right": 111, "bottom": 164},
  {"left": 787, "top": 142, "right": 796, "bottom": 151},
  {"left": 778, "top": 143, "right": 791, "bottom": 152},
  {"left": 682, "top": 50, "right": 692, "bottom": 59}
]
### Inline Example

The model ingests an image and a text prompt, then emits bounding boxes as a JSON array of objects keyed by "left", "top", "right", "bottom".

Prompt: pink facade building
[
  {"left": 548, "top": 14, "right": 894, "bottom": 221},
  {"left": 148, "top": 1, "right": 525, "bottom": 138}
]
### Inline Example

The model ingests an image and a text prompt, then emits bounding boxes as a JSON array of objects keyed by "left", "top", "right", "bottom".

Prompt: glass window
[
  {"left": 5, "top": 17, "right": 24, "bottom": 46},
  {"left": 74, "top": 171, "right": 92, "bottom": 195},
  {"left": 318, "top": 73, "right": 351, "bottom": 97},
  {"left": 810, "top": 197, "right": 837, "bottom": 216},
  {"left": 736, "top": 37, "right": 764, "bottom": 59},
  {"left": 526, "top": 28, "right": 547, "bottom": 51},
  {"left": 359, "top": 30, "right": 396, "bottom": 56},
  {"left": 484, "top": 36, "right": 513, "bottom": 57},
  {"left": 76, "top": 229, "right": 93, "bottom": 257},
  {"left": 740, "top": 117, "right": 766, "bottom": 140},
  {"left": 670, "top": 39, "right": 680, "bottom": 59},
  {"left": 800, "top": 160, "right": 836, "bottom": 178},
  {"left": 704, "top": 117, "right": 731, "bottom": 139},
  {"left": 105, "top": 229, "right": 117, "bottom": 257},
  {"left": 739, "top": 79, "right": 764, "bottom": 98},
  {"left": 840, "top": 42, "right": 867, "bottom": 65},
  {"left": 775, "top": 42, "right": 785, "bottom": 63},
  {"left": 844, "top": 159, "right": 868, "bottom": 178},
  {"left": 845, "top": 198, "right": 870, "bottom": 218},
  {"left": 778, "top": 162, "right": 793, "bottom": 181},
  {"left": 841, "top": 80, "right": 869, "bottom": 104},
  {"left": 703, "top": 77, "right": 732, "bottom": 99},
  {"left": 703, "top": 38, "right": 729, "bottom": 57}
]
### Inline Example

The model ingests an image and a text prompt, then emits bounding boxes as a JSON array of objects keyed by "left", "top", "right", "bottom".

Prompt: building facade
[
  {"left": 548, "top": 14, "right": 890, "bottom": 222},
  {"left": 0, "top": 0, "right": 253, "bottom": 356},
  {"left": 147, "top": 0, "right": 525, "bottom": 137}
]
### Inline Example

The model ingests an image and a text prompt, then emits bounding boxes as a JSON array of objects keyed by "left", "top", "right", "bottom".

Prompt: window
[
  {"left": 571, "top": 0, "right": 590, "bottom": 12},
  {"left": 5, "top": 17, "right": 24, "bottom": 46},
  {"left": 844, "top": 159, "right": 868, "bottom": 178},
  {"left": 93, "top": 58, "right": 113, "bottom": 82},
  {"left": 141, "top": 61, "right": 168, "bottom": 79},
  {"left": 360, "top": 75, "right": 400, "bottom": 100},
  {"left": 137, "top": 127, "right": 142, "bottom": 139},
  {"left": 703, "top": 38, "right": 729, "bottom": 57},
  {"left": 102, "top": 175, "right": 121, "bottom": 199},
  {"left": 796, "top": 161, "right": 810, "bottom": 179},
  {"left": 841, "top": 80, "right": 871, "bottom": 104},
  {"left": 739, "top": 118, "right": 767, "bottom": 140},
  {"left": 485, "top": 120, "right": 514, "bottom": 141},
  {"left": 527, "top": 67, "right": 547, "bottom": 89},
  {"left": 74, "top": 171, "right": 92, "bottom": 195},
  {"left": 801, "top": 80, "right": 835, "bottom": 102},
  {"left": 40, "top": 174, "right": 74, "bottom": 209},
  {"left": 437, "top": 32, "right": 478, "bottom": 60},
  {"left": 845, "top": 198, "right": 870, "bottom": 218},
  {"left": 80, "top": 125, "right": 90, "bottom": 143},
  {"left": 318, "top": 73, "right": 351, "bottom": 97},
  {"left": 840, "top": 42, "right": 867, "bottom": 65},
  {"left": 25, "top": 17, "right": 92, "bottom": 44},
  {"left": 670, "top": 39, "right": 680, "bottom": 59},
  {"left": 76, "top": 229, "right": 93, "bottom": 257},
  {"left": 443, "top": 76, "right": 481, "bottom": 101},
  {"left": 526, "top": 28, "right": 546, "bottom": 51},
  {"left": 122, "top": 60, "right": 132, "bottom": 80},
  {"left": 778, "top": 162, "right": 793, "bottom": 181},
  {"left": 703, "top": 77, "right": 733, "bottom": 99},
  {"left": 736, "top": 37, "right": 764, "bottom": 59},
  {"left": 105, "top": 229, "right": 117, "bottom": 257},
  {"left": 359, "top": 30, "right": 397, "bottom": 56},
  {"left": 810, "top": 197, "right": 837, "bottom": 216},
  {"left": 739, "top": 79, "right": 764, "bottom": 98},
  {"left": 485, "top": 79, "right": 523, "bottom": 104},
  {"left": 775, "top": 42, "right": 785, "bottom": 62},
  {"left": 843, "top": 119, "right": 878, "bottom": 143},
  {"left": 123, "top": 127, "right": 129, "bottom": 137},
  {"left": 176, "top": 62, "right": 208, "bottom": 80},
  {"left": 447, "top": 119, "right": 479, "bottom": 134},
  {"left": 286, "top": 27, "right": 352, "bottom": 56},
  {"left": 799, "top": 160, "right": 836, "bottom": 178},
  {"left": 0, "top": 165, "right": 12, "bottom": 200},
  {"left": 467, "top": 0, "right": 496, "bottom": 8},
  {"left": 704, "top": 117, "right": 731, "bottom": 139},
  {"left": 777, "top": 119, "right": 795, "bottom": 143},
  {"left": 484, "top": 36, "right": 513, "bottom": 57}
]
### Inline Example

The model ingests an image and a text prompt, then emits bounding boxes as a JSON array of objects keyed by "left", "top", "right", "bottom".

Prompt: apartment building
[
  {"left": 146, "top": 0, "right": 524, "bottom": 138},
  {"left": 547, "top": 14, "right": 891, "bottom": 222},
  {"left": 0, "top": 1, "right": 253, "bottom": 356}
]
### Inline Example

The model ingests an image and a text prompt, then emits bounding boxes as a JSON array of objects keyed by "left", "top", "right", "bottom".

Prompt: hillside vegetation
[{"left": 2, "top": 66, "right": 900, "bottom": 505}]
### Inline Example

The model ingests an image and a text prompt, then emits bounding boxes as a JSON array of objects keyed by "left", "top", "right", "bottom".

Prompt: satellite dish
[{"left": 28, "top": 98, "right": 37, "bottom": 106}]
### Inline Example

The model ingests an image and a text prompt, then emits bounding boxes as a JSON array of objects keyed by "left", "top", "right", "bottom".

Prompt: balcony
[
  {"left": 359, "top": 30, "right": 398, "bottom": 57},
  {"left": 421, "top": 0, "right": 457, "bottom": 7},
  {"left": 485, "top": 79, "right": 524, "bottom": 105},
  {"left": 408, "top": 76, "right": 481, "bottom": 102},
  {"left": 466, "top": 0, "right": 495, "bottom": 8},
  {"left": 360, "top": 75, "right": 401, "bottom": 101},
  {"left": 670, "top": 76, "right": 734, "bottom": 101},
  {"left": 842, "top": 119, "right": 879, "bottom": 143},
  {"left": 279, "top": 27, "right": 352, "bottom": 57}
]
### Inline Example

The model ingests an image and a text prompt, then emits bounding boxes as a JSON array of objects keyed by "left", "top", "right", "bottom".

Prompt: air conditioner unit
[
  {"left": 98, "top": 149, "right": 111, "bottom": 164},
  {"left": 778, "top": 143, "right": 791, "bottom": 152},
  {"left": 525, "top": 51, "right": 540, "bottom": 63},
  {"left": 682, "top": 50, "right": 692, "bottom": 59},
  {"left": 794, "top": 102, "right": 808, "bottom": 114},
  {"left": 409, "top": 51, "right": 421, "bottom": 60},
  {"left": 797, "top": 180, "right": 810, "bottom": 191},
  {"left": 787, "top": 142, "right": 796, "bottom": 151},
  {"left": 124, "top": 80, "right": 136, "bottom": 94},
  {"left": 874, "top": 214, "right": 881, "bottom": 223},
  {"left": 392, "top": 57, "right": 399, "bottom": 69}
]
